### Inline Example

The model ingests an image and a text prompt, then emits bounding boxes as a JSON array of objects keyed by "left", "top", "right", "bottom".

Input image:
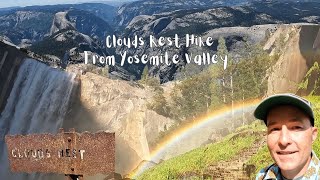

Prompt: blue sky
[{"left": 0, "top": 0, "right": 133, "bottom": 8}]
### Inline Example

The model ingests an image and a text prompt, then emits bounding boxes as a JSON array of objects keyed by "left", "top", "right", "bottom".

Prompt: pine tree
[
  {"left": 217, "top": 37, "right": 228, "bottom": 58},
  {"left": 141, "top": 65, "right": 149, "bottom": 82}
]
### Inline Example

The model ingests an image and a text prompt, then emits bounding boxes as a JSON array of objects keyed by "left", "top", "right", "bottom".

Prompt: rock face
[
  {"left": 0, "top": 10, "right": 53, "bottom": 44},
  {"left": 264, "top": 24, "right": 320, "bottom": 95},
  {"left": 0, "top": 4, "right": 114, "bottom": 47},
  {"left": 63, "top": 72, "right": 175, "bottom": 176},
  {"left": 29, "top": 29, "right": 107, "bottom": 68},
  {"left": 117, "top": 0, "right": 320, "bottom": 82},
  {"left": 48, "top": 9, "right": 113, "bottom": 41},
  {"left": 50, "top": 11, "right": 75, "bottom": 35},
  {"left": 68, "top": 9, "right": 114, "bottom": 40},
  {"left": 144, "top": 110, "right": 175, "bottom": 146}
]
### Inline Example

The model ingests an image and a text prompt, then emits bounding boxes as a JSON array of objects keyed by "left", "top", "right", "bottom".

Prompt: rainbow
[{"left": 129, "top": 99, "right": 261, "bottom": 178}]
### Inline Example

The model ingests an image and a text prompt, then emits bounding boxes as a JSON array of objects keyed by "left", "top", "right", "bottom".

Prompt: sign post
[{"left": 5, "top": 128, "right": 115, "bottom": 179}]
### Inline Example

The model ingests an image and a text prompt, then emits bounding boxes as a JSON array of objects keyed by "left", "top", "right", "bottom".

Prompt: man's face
[{"left": 266, "top": 105, "right": 318, "bottom": 173}]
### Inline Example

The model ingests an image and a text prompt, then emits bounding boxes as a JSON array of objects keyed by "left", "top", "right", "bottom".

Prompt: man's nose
[{"left": 278, "top": 126, "right": 292, "bottom": 147}]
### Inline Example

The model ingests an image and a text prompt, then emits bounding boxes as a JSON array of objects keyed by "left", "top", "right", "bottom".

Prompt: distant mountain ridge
[
  {"left": 0, "top": 3, "right": 116, "bottom": 25},
  {"left": 115, "top": 0, "right": 320, "bottom": 27},
  {"left": 0, "top": 0, "right": 320, "bottom": 82}
]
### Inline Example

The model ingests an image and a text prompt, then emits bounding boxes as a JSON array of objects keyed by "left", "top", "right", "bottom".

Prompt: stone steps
[{"left": 203, "top": 137, "right": 266, "bottom": 180}]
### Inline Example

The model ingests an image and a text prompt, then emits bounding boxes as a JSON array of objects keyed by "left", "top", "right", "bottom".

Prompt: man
[{"left": 254, "top": 93, "right": 319, "bottom": 179}]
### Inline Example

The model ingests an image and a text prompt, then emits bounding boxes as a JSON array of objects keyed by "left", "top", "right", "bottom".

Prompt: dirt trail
[{"left": 205, "top": 136, "right": 266, "bottom": 180}]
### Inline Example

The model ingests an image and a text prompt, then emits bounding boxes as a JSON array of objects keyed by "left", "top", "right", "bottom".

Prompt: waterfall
[{"left": 0, "top": 58, "right": 76, "bottom": 179}]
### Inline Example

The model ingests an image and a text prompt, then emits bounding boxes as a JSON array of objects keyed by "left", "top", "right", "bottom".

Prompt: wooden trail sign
[{"left": 5, "top": 128, "right": 115, "bottom": 177}]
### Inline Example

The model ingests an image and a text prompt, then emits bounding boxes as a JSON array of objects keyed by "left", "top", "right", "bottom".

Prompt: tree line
[{"left": 143, "top": 37, "right": 277, "bottom": 122}]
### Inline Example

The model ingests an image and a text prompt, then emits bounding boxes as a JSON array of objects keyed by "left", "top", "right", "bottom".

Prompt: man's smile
[{"left": 276, "top": 151, "right": 298, "bottom": 155}]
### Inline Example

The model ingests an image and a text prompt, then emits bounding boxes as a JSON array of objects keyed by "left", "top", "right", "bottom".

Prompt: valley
[{"left": 0, "top": 0, "right": 320, "bottom": 179}]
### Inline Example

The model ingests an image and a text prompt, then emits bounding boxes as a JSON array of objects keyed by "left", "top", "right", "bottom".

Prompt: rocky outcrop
[
  {"left": 49, "top": 9, "right": 114, "bottom": 41},
  {"left": 50, "top": 11, "right": 75, "bottom": 36},
  {"left": 144, "top": 110, "right": 175, "bottom": 146},
  {"left": 63, "top": 72, "right": 175, "bottom": 176},
  {"left": 67, "top": 9, "right": 114, "bottom": 39},
  {"left": 30, "top": 29, "right": 107, "bottom": 63},
  {"left": 314, "top": 29, "right": 320, "bottom": 49},
  {"left": 0, "top": 41, "right": 27, "bottom": 113},
  {"left": 0, "top": 4, "right": 114, "bottom": 47},
  {"left": 264, "top": 24, "right": 320, "bottom": 95},
  {"left": 0, "top": 10, "right": 53, "bottom": 44}
]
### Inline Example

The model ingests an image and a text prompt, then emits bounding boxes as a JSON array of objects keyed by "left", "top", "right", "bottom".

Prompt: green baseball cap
[{"left": 254, "top": 93, "right": 314, "bottom": 126}]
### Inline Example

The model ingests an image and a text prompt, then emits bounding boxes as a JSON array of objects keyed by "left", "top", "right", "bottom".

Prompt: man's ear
[{"left": 312, "top": 127, "right": 318, "bottom": 143}]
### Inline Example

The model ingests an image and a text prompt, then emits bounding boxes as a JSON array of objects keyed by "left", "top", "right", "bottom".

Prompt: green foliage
[
  {"left": 144, "top": 76, "right": 171, "bottom": 117},
  {"left": 235, "top": 120, "right": 266, "bottom": 133},
  {"left": 147, "top": 89, "right": 171, "bottom": 117},
  {"left": 231, "top": 44, "right": 275, "bottom": 100},
  {"left": 141, "top": 65, "right": 149, "bottom": 82},
  {"left": 246, "top": 146, "right": 272, "bottom": 176},
  {"left": 169, "top": 37, "right": 228, "bottom": 120},
  {"left": 139, "top": 67, "right": 162, "bottom": 91},
  {"left": 145, "top": 77, "right": 163, "bottom": 92},
  {"left": 137, "top": 125, "right": 261, "bottom": 180},
  {"left": 308, "top": 96, "right": 320, "bottom": 153},
  {"left": 169, "top": 42, "right": 276, "bottom": 121},
  {"left": 142, "top": 95, "right": 320, "bottom": 179},
  {"left": 146, "top": 96, "right": 320, "bottom": 179},
  {"left": 148, "top": 40, "right": 276, "bottom": 153},
  {"left": 207, "top": 64, "right": 224, "bottom": 108},
  {"left": 170, "top": 72, "right": 212, "bottom": 120},
  {"left": 299, "top": 78, "right": 309, "bottom": 90},
  {"left": 217, "top": 37, "right": 228, "bottom": 58},
  {"left": 298, "top": 62, "right": 320, "bottom": 95},
  {"left": 177, "top": 63, "right": 205, "bottom": 79},
  {"left": 82, "top": 64, "right": 109, "bottom": 77},
  {"left": 274, "top": 32, "right": 286, "bottom": 56}
]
